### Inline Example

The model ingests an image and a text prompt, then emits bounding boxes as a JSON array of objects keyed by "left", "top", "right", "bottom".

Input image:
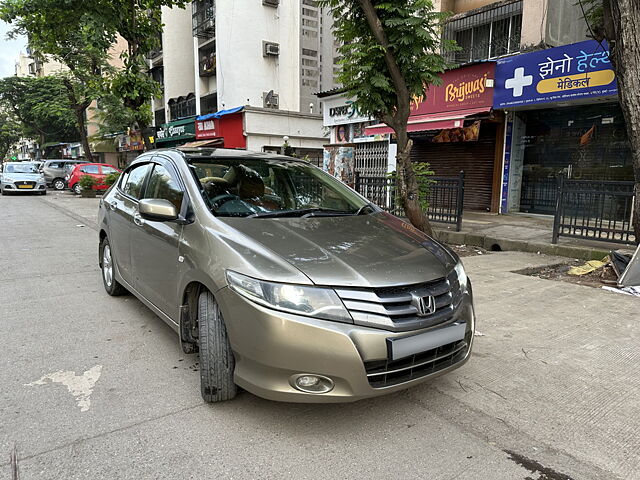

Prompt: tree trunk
[
  {"left": 604, "top": 0, "right": 640, "bottom": 240},
  {"left": 396, "top": 127, "right": 435, "bottom": 238},
  {"left": 357, "top": 0, "right": 436, "bottom": 236},
  {"left": 74, "top": 106, "right": 93, "bottom": 161}
]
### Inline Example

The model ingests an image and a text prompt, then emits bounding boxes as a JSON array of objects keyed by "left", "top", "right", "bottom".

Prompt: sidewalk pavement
[{"left": 436, "top": 211, "right": 637, "bottom": 261}]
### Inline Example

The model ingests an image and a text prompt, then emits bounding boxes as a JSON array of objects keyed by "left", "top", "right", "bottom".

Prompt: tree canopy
[
  {"left": 0, "top": 111, "right": 22, "bottom": 161},
  {"left": 0, "top": 76, "right": 80, "bottom": 145}
]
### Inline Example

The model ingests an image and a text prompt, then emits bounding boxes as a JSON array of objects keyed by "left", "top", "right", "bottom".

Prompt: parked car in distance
[
  {"left": 43, "top": 160, "right": 86, "bottom": 190},
  {"left": 0, "top": 162, "right": 47, "bottom": 195},
  {"left": 67, "top": 163, "right": 122, "bottom": 194},
  {"left": 98, "top": 148, "right": 475, "bottom": 404}
]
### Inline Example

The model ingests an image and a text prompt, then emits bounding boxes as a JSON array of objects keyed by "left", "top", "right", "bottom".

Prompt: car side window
[
  {"left": 80, "top": 165, "right": 99, "bottom": 174},
  {"left": 122, "top": 164, "right": 151, "bottom": 200},
  {"left": 143, "top": 164, "right": 184, "bottom": 210},
  {"left": 102, "top": 166, "right": 119, "bottom": 174}
]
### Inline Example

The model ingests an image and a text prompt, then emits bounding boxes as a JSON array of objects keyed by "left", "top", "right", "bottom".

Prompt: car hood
[
  {"left": 2, "top": 173, "right": 42, "bottom": 181},
  {"left": 221, "top": 212, "right": 455, "bottom": 288}
]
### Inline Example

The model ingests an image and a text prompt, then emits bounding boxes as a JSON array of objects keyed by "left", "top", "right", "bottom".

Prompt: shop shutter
[{"left": 410, "top": 123, "right": 497, "bottom": 211}]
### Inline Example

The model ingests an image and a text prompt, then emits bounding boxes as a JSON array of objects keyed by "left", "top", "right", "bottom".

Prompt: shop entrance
[{"left": 517, "top": 103, "right": 634, "bottom": 215}]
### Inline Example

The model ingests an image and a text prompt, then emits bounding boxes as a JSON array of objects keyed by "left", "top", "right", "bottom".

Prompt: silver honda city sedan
[{"left": 98, "top": 148, "right": 475, "bottom": 403}]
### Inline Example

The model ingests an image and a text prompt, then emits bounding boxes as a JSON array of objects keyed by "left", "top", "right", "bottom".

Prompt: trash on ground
[
  {"left": 602, "top": 285, "right": 640, "bottom": 297},
  {"left": 619, "top": 244, "right": 640, "bottom": 288},
  {"left": 76, "top": 224, "right": 85, "bottom": 228},
  {"left": 568, "top": 258, "right": 607, "bottom": 276}
]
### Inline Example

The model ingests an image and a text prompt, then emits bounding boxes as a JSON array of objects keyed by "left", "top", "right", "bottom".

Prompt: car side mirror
[{"left": 139, "top": 198, "right": 179, "bottom": 222}]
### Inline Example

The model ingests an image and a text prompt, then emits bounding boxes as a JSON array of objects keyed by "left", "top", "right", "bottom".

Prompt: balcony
[
  {"left": 199, "top": 46, "right": 216, "bottom": 77},
  {"left": 193, "top": 0, "right": 215, "bottom": 39},
  {"left": 443, "top": 0, "right": 522, "bottom": 65}
]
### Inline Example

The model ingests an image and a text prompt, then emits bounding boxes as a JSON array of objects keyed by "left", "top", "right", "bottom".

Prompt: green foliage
[
  {"left": 104, "top": 171, "right": 121, "bottom": 187},
  {"left": 0, "top": 76, "right": 79, "bottom": 143},
  {"left": 389, "top": 162, "right": 435, "bottom": 211},
  {"left": 580, "top": 0, "right": 604, "bottom": 38},
  {"left": 317, "top": 0, "right": 454, "bottom": 121},
  {"left": 79, "top": 174, "right": 98, "bottom": 189},
  {"left": 0, "top": 112, "right": 22, "bottom": 160}
]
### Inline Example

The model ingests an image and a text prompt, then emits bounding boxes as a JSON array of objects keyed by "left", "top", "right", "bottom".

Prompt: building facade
[{"left": 148, "top": 0, "right": 338, "bottom": 158}]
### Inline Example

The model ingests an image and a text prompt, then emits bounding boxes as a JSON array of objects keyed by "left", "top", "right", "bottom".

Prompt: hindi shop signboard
[
  {"left": 196, "top": 119, "right": 217, "bottom": 139},
  {"left": 494, "top": 40, "right": 618, "bottom": 109}
]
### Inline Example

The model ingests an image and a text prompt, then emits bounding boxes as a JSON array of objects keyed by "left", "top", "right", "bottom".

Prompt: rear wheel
[
  {"left": 72, "top": 183, "right": 81, "bottom": 195},
  {"left": 100, "top": 236, "right": 127, "bottom": 296},
  {"left": 198, "top": 290, "right": 237, "bottom": 403},
  {"left": 53, "top": 178, "right": 65, "bottom": 190}
]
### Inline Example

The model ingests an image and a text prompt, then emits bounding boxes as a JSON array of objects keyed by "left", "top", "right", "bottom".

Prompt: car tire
[
  {"left": 40, "top": 190, "right": 47, "bottom": 196},
  {"left": 100, "top": 236, "right": 127, "bottom": 296},
  {"left": 72, "top": 183, "right": 82, "bottom": 195},
  {"left": 198, "top": 290, "right": 237, "bottom": 403},
  {"left": 53, "top": 178, "right": 65, "bottom": 190}
]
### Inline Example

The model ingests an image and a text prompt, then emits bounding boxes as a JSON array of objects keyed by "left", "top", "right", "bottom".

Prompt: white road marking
[{"left": 26, "top": 365, "right": 103, "bottom": 412}]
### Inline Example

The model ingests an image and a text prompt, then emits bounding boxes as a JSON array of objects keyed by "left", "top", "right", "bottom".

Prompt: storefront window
[{"left": 515, "top": 103, "right": 633, "bottom": 215}]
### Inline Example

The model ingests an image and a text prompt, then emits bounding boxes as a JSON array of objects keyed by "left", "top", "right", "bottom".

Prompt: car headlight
[
  {"left": 226, "top": 270, "right": 352, "bottom": 323},
  {"left": 454, "top": 261, "right": 468, "bottom": 291}
]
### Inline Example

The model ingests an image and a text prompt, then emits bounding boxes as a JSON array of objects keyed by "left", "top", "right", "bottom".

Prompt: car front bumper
[
  {"left": 216, "top": 285, "right": 475, "bottom": 403},
  {"left": 1, "top": 182, "right": 47, "bottom": 193}
]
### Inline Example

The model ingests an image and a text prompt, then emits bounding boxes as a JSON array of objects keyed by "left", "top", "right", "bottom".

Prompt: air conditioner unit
[
  {"left": 262, "top": 0, "right": 279, "bottom": 7},
  {"left": 263, "top": 42, "right": 280, "bottom": 57},
  {"left": 263, "top": 90, "right": 279, "bottom": 109}
]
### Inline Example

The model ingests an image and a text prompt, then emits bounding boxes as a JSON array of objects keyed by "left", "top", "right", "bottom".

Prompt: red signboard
[
  {"left": 410, "top": 62, "right": 495, "bottom": 115},
  {"left": 196, "top": 119, "right": 217, "bottom": 139}
]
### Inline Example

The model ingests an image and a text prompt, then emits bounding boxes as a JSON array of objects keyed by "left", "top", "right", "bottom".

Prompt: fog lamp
[{"left": 291, "top": 374, "right": 334, "bottom": 394}]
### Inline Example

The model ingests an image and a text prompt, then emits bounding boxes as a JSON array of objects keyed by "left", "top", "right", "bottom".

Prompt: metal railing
[
  {"left": 354, "top": 172, "right": 465, "bottom": 231},
  {"left": 552, "top": 176, "right": 636, "bottom": 244},
  {"left": 192, "top": 0, "right": 215, "bottom": 39}
]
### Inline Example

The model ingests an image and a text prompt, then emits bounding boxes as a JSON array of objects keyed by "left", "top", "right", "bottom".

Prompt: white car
[{"left": 0, "top": 162, "right": 47, "bottom": 195}]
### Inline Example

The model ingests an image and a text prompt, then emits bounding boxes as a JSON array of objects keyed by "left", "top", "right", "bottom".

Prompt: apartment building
[{"left": 147, "top": 0, "right": 337, "bottom": 160}]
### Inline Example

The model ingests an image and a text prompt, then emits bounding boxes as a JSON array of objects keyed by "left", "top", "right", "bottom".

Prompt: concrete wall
[
  {"left": 216, "top": 0, "right": 300, "bottom": 112},
  {"left": 161, "top": 5, "right": 196, "bottom": 105},
  {"left": 521, "top": 0, "right": 547, "bottom": 47},
  {"left": 244, "top": 108, "right": 326, "bottom": 151}
]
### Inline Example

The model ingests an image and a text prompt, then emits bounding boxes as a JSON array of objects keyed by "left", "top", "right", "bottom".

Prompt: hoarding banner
[{"left": 493, "top": 40, "right": 618, "bottom": 109}]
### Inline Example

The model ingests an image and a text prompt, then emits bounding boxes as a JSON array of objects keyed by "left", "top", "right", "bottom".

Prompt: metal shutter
[{"left": 410, "top": 123, "right": 497, "bottom": 211}]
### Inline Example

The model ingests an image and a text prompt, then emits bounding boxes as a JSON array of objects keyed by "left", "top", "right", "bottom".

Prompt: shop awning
[
  {"left": 365, "top": 107, "right": 491, "bottom": 135},
  {"left": 197, "top": 106, "right": 244, "bottom": 121},
  {"left": 180, "top": 138, "right": 224, "bottom": 148}
]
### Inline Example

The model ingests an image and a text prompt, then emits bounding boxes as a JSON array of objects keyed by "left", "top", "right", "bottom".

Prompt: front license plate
[
  {"left": 387, "top": 323, "right": 466, "bottom": 361},
  {"left": 17, "top": 185, "right": 33, "bottom": 189}
]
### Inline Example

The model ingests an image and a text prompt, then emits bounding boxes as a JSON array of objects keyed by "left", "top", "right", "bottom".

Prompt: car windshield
[
  {"left": 5, "top": 163, "right": 38, "bottom": 174},
  {"left": 190, "top": 158, "right": 369, "bottom": 218}
]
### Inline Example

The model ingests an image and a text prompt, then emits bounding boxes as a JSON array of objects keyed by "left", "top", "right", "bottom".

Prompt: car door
[
  {"left": 106, "top": 162, "right": 152, "bottom": 287},
  {"left": 130, "top": 157, "right": 186, "bottom": 320},
  {"left": 79, "top": 164, "right": 101, "bottom": 183}
]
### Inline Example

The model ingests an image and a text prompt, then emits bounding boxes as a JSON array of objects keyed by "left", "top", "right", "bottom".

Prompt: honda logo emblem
[{"left": 411, "top": 293, "right": 436, "bottom": 317}]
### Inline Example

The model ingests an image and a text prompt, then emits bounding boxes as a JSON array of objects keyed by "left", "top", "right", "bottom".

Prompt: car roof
[{"left": 173, "top": 147, "right": 309, "bottom": 163}]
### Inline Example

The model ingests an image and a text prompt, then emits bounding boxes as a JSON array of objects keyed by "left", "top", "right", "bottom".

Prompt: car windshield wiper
[{"left": 246, "top": 208, "right": 354, "bottom": 219}]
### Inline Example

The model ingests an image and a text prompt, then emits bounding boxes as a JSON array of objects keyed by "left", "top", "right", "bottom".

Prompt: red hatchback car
[{"left": 66, "top": 163, "right": 122, "bottom": 194}]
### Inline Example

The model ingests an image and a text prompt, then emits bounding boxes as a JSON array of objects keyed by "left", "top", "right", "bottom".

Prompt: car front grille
[
  {"left": 334, "top": 270, "right": 462, "bottom": 332},
  {"left": 364, "top": 338, "right": 469, "bottom": 388}
]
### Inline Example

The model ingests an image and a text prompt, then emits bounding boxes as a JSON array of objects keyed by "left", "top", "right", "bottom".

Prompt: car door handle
[{"left": 133, "top": 214, "right": 144, "bottom": 227}]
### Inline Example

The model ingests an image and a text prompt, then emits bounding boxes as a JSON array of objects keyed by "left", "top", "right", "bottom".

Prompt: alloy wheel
[{"left": 102, "top": 244, "right": 113, "bottom": 287}]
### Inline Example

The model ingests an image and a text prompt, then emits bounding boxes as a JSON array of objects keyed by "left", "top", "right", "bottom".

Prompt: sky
[{"left": 0, "top": 20, "right": 27, "bottom": 78}]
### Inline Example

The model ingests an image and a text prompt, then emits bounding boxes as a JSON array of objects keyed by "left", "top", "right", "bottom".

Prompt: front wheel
[
  {"left": 100, "top": 236, "right": 127, "bottom": 296},
  {"left": 198, "top": 290, "right": 237, "bottom": 403}
]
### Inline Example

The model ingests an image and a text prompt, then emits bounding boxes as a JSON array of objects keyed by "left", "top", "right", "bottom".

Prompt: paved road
[{"left": 1, "top": 191, "right": 638, "bottom": 480}]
